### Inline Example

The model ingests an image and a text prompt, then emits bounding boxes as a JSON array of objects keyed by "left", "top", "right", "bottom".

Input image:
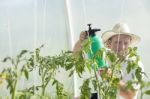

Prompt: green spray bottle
[{"left": 86, "top": 24, "right": 107, "bottom": 69}]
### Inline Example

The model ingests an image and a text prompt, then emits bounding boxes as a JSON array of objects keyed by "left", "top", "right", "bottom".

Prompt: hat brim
[{"left": 101, "top": 30, "right": 141, "bottom": 47}]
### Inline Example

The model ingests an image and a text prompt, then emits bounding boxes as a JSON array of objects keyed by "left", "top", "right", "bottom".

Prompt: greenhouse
[{"left": 0, "top": 0, "right": 150, "bottom": 99}]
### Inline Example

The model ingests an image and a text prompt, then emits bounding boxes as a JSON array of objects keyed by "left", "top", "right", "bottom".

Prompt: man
[
  {"left": 73, "top": 23, "right": 143, "bottom": 99},
  {"left": 101, "top": 23, "right": 143, "bottom": 99}
]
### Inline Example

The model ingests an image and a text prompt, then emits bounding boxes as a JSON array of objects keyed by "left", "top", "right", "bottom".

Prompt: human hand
[
  {"left": 79, "top": 31, "right": 87, "bottom": 42},
  {"left": 73, "top": 31, "right": 87, "bottom": 55},
  {"left": 119, "top": 81, "right": 136, "bottom": 99}
]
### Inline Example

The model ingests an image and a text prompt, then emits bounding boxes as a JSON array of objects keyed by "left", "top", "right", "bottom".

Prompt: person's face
[{"left": 109, "top": 35, "right": 132, "bottom": 56}]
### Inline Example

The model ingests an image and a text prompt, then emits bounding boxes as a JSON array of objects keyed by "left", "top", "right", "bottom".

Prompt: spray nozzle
[{"left": 86, "top": 24, "right": 101, "bottom": 37}]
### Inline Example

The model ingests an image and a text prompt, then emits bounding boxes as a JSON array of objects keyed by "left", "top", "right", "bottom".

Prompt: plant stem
[
  {"left": 41, "top": 68, "right": 45, "bottom": 97},
  {"left": 140, "top": 89, "right": 143, "bottom": 99},
  {"left": 42, "top": 86, "right": 46, "bottom": 97},
  {"left": 12, "top": 80, "right": 17, "bottom": 99},
  {"left": 93, "top": 66, "right": 101, "bottom": 98}
]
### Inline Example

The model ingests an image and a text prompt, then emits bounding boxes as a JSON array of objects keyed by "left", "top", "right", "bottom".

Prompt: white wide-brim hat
[{"left": 101, "top": 23, "right": 141, "bottom": 47}]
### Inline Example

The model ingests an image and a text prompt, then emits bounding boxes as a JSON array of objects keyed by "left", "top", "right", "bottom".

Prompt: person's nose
[{"left": 119, "top": 43, "right": 125, "bottom": 50}]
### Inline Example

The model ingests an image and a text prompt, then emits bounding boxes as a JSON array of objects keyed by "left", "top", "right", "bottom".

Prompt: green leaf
[
  {"left": 24, "top": 69, "right": 29, "bottom": 80},
  {"left": 18, "top": 50, "right": 28, "bottom": 58},
  {"left": 129, "top": 52, "right": 136, "bottom": 58},
  {"left": 107, "top": 51, "right": 116, "bottom": 62},
  {"left": 128, "top": 47, "right": 138, "bottom": 58},
  {"left": 52, "top": 79, "right": 57, "bottom": 86},
  {"left": 112, "top": 78, "right": 119, "bottom": 85},
  {"left": 40, "top": 44, "right": 45, "bottom": 48},
  {"left": 68, "top": 70, "right": 74, "bottom": 77},
  {"left": 80, "top": 78, "right": 91, "bottom": 99},
  {"left": 38, "top": 68, "right": 41, "bottom": 76},
  {"left": 126, "top": 81, "right": 135, "bottom": 91},
  {"left": 92, "top": 80, "right": 97, "bottom": 90},
  {"left": 135, "top": 67, "right": 142, "bottom": 81},
  {"left": 133, "top": 47, "right": 137, "bottom": 51},
  {"left": 2, "top": 56, "right": 11, "bottom": 62},
  {"left": 145, "top": 90, "right": 150, "bottom": 95},
  {"left": 19, "top": 94, "right": 25, "bottom": 99},
  {"left": 86, "top": 61, "right": 92, "bottom": 72},
  {"left": 127, "top": 61, "right": 132, "bottom": 74}
]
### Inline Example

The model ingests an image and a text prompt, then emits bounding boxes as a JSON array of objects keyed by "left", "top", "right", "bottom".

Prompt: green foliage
[
  {"left": 53, "top": 79, "right": 68, "bottom": 99},
  {"left": 25, "top": 46, "right": 75, "bottom": 98},
  {"left": 0, "top": 46, "right": 75, "bottom": 98},
  {"left": 80, "top": 78, "right": 92, "bottom": 99},
  {"left": 145, "top": 90, "right": 150, "bottom": 95},
  {"left": 1, "top": 50, "right": 29, "bottom": 99},
  {"left": 0, "top": 43, "right": 150, "bottom": 99}
]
